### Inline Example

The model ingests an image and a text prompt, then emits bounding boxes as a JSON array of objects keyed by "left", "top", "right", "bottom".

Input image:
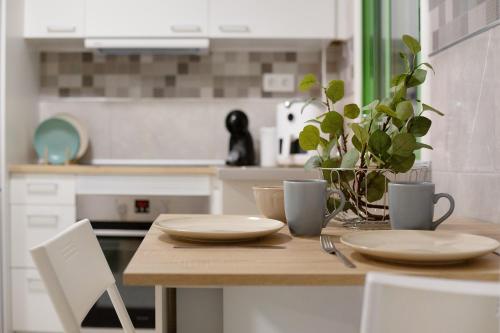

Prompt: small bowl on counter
[{"left": 252, "top": 186, "right": 286, "bottom": 223}]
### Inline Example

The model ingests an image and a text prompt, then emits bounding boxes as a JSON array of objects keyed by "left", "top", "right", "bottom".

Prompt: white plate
[
  {"left": 54, "top": 113, "right": 89, "bottom": 160},
  {"left": 341, "top": 230, "right": 499, "bottom": 264},
  {"left": 154, "top": 215, "right": 285, "bottom": 242}
]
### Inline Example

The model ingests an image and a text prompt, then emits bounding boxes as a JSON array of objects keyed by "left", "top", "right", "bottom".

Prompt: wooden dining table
[{"left": 123, "top": 214, "right": 500, "bottom": 333}]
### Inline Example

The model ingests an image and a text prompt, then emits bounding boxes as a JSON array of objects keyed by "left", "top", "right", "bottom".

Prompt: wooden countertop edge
[
  {"left": 8, "top": 164, "right": 217, "bottom": 176},
  {"left": 122, "top": 271, "right": 500, "bottom": 287}
]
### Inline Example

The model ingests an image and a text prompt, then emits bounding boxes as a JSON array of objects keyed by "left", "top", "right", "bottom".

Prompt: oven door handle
[{"left": 93, "top": 229, "right": 148, "bottom": 237}]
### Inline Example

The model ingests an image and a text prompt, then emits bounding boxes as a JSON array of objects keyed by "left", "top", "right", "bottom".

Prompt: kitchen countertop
[
  {"left": 123, "top": 215, "right": 500, "bottom": 287},
  {"left": 9, "top": 164, "right": 218, "bottom": 176},
  {"left": 216, "top": 166, "right": 317, "bottom": 180},
  {"left": 9, "top": 164, "right": 316, "bottom": 179}
]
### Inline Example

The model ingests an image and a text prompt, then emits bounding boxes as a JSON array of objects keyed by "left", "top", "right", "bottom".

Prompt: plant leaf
[
  {"left": 304, "top": 155, "right": 321, "bottom": 171},
  {"left": 390, "top": 133, "right": 416, "bottom": 156},
  {"left": 376, "top": 104, "right": 398, "bottom": 118},
  {"left": 340, "top": 148, "right": 359, "bottom": 168},
  {"left": 320, "top": 111, "right": 344, "bottom": 136},
  {"left": 368, "top": 129, "right": 391, "bottom": 156},
  {"left": 351, "top": 123, "right": 369, "bottom": 145},
  {"left": 393, "top": 80, "right": 407, "bottom": 102},
  {"left": 408, "top": 116, "right": 432, "bottom": 137},
  {"left": 352, "top": 135, "right": 362, "bottom": 152},
  {"left": 392, "top": 117, "right": 404, "bottom": 129},
  {"left": 422, "top": 103, "right": 444, "bottom": 116},
  {"left": 363, "top": 172, "right": 388, "bottom": 202},
  {"left": 306, "top": 119, "right": 322, "bottom": 124},
  {"left": 419, "top": 62, "right": 435, "bottom": 74},
  {"left": 321, "top": 157, "right": 341, "bottom": 183},
  {"left": 362, "top": 99, "right": 380, "bottom": 111},
  {"left": 390, "top": 154, "right": 416, "bottom": 173},
  {"left": 407, "top": 69, "right": 427, "bottom": 87},
  {"left": 391, "top": 73, "right": 407, "bottom": 87},
  {"left": 319, "top": 137, "right": 329, "bottom": 148},
  {"left": 344, "top": 103, "right": 360, "bottom": 119},
  {"left": 298, "top": 125, "right": 320, "bottom": 151},
  {"left": 322, "top": 138, "right": 338, "bottom": 159},
  {"left": 414, "top": 142, "right": 433, "bottom": 150},
  {"left": 299, "top": 73, "right": 318, "bottom": 92},
  {"left": 402, "top": 34, "right": 421, "bottom": 54},
  {"left": 325, "top": 80, "right": 344, "bottom": 103},
  {"left": 396, "top": 101, "right": 414, "bottom": 121}
]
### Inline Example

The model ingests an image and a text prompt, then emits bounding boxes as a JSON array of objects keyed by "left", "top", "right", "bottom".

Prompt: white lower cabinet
[
  {"left": 11, "top": 268, "right": 63, "bottom": 332},
  {"left": 11, "top": 205, "right": 76, "bottom": 268}
]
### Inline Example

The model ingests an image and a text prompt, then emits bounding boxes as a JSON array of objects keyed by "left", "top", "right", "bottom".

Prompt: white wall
[{"left": 1, "top": 0, "right": 39, "bottom": 332}]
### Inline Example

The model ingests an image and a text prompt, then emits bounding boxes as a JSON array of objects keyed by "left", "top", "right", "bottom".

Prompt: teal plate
[{"left": 34, "top": 118, "right": 80, "bottom": 165}]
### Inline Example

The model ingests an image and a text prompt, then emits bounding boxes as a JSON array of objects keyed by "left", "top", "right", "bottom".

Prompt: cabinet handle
[
  {"left": 46, "top": 26, "right": 76, "bottom": 33},
  {"left": 219, "top": 25, "right": 250, "bottom": 33},
  {"left": 27, "top": 183, "right": 58, "bottom": 194},
  {"left": 27, "top": 215, "right": 59, "bottom": 228},
  {"left": 27, "top": 278, "right": 46, "bottom": 293},
  {"left": 171, "top": 25, "right": 201, "bottom": 33}
]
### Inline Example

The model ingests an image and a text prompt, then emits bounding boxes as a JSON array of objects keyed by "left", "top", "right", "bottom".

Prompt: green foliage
[
  {"left": 325, "top": 80, "right": 344, "bottom": 103},
  {"left": 299, "top": 73, "right": 317, "bottom": 92},
  {"left": 408, "top": 116, "right": 432, "bottom": 137},
  {"left": 344, "top": 104, "right": 360, "bottom": 119},
  {"left": 298, "top": 125, "right": 320, "bottom": 151},
  {"left": 320, "top": 111, "right": 344, "bottom": 136},
  {"left": 297, "top": 34, "right": 444, "bottom": 215}
]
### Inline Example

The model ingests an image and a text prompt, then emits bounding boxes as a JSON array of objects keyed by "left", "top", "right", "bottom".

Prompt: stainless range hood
[{"left": 84, "top": 38, "right": 210, "bottom": 55}]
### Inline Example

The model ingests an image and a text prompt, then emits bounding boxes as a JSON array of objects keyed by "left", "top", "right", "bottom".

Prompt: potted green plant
[{"left": 298, "top": 34, "right": 443, "bottom": 227}]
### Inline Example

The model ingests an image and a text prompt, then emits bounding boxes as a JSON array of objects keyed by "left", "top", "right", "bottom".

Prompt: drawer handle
[
  {"left": 27, "top": 183, "right": 58, "bottom": 194},
  {"left": 219, "top": 25, "right": 250, "bottom": 33},
  {"left": 171, "top": 25, "right": 201, "bottom": 33},
  {"left": 27, "top": 278, "right": 46, "bottom": 293},
  {"left": 27, "top": 215, "right": 59, "bottom": 228},
  {"left": 46, "top": 25, "right": 76, "bottom": 33}
]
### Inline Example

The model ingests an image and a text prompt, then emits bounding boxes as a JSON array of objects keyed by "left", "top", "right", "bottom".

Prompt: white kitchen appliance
[{"left": 276, "top": 100, "right": 324, "bottom": 166}]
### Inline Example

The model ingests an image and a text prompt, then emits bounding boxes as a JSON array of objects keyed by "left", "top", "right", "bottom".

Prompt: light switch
[{"left": 262, "top": 73, "right": 295, "bottom": 93}]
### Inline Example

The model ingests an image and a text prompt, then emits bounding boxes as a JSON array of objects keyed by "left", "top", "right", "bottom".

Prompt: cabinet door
[
  {"left": 86, "top": 0, "right": 208, "bottom": 37},
  {"left": 10, "top": 174, "right": 76, "bottom": 205},
  {"left": 11, "top": 205, "right": 76, "bottom": 268},
  {"left": 209, "top": 0, "right": 336, "bottom": 39},
  {"left": 12, "top": 269, "right": 63, "bottom": 332},
  {"left": 24, "top": 0, "right": 85, "bottom": 38}
]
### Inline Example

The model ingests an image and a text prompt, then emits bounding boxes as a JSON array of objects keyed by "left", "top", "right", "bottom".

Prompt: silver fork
[{"left": 320, "top": 235, "right": 356, "bottom": 268}]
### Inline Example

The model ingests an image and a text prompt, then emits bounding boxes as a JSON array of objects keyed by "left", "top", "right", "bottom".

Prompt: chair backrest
[
  {"left": 30, "top": 219, "right": 135, "bottom": 333},
  {"left": 361, "top": 272, "right": 500, "bottom": 333}
]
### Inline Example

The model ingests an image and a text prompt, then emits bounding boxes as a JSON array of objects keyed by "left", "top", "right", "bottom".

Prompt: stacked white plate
[{"left": 53, "top": 113, "right": 89, "bottom": 161}]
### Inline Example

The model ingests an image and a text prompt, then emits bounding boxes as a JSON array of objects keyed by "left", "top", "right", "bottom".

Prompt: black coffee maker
[{"left": 225, "top": 110, "right": 255, "bottom": 166}]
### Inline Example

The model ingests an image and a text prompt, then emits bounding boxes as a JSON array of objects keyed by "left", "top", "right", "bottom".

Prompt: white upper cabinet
[
  {"left": 209, "top": 0, "right": 336, "bottom": 39},
  {"left": 24, "top": 0, "right": 351, "bottom": 41},
  {"left": 24, "top": 0, "right": 85, "bottom": 38},
  {"left": 85, "top": 0, "right": 208, "bottom": 38}
]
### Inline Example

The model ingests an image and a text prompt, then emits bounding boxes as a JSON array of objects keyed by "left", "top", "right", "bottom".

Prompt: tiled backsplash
[
  {"left": 39, "top": 41, "right": 353, "bottom": 99},
  {"left": 430, "top": 0, "right": 499, "bottom": 53},
  {"left": 38, "top": 99, "right": 281, "bottom": 162},
  {"left": 428, "top": 14, "right": 500, "bottom": 223}
]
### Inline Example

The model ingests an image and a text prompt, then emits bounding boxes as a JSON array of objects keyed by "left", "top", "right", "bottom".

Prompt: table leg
[{"left": 155, "top": 286, "right": 177, "bottom": 333}]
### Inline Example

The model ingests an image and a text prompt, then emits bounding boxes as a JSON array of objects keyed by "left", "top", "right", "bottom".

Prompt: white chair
[
  {"left": 30, "top": 219, "right": 135, "bottom": 333},
  {"left": 361, "top": 272, "right": 500, "bottom": 333}
]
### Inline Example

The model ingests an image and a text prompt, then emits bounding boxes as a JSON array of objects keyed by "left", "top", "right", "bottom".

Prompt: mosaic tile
[
  {"left": 430, "top": 0, "right": 500, "bottom": 53},
  {"left": 39, "top": 43, "right": 351, "bottom": 99}
]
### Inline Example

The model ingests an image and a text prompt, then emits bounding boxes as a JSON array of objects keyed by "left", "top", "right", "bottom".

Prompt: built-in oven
[
  {"left": 77, "top": 195, "right": 209, "bottom": 333},
  {"left": 81, "top": 220, "right": 155, "bottom": 330}
]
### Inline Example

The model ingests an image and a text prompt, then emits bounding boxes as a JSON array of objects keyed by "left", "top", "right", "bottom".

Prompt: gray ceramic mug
[
  {"left": 388, "top": 182, "right": 455, "bottom": 230},
  {"left": 284, "top": 180, "right": 346, "bottom": 236}
]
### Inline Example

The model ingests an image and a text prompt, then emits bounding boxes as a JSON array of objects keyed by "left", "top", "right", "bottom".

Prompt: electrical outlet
[{"left": 262, "top": 73, "right": 295, "bottom": 93}]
